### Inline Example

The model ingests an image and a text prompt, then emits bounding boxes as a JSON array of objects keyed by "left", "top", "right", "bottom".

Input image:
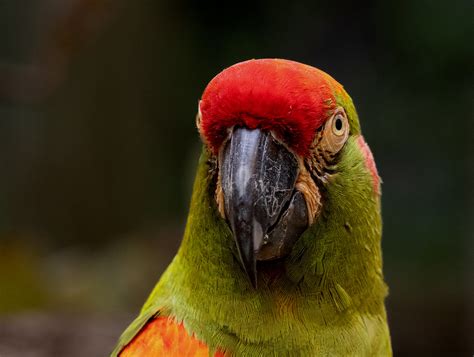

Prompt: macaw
[{"left": 111, "top": 59, "right": 391, "bottom": 356}]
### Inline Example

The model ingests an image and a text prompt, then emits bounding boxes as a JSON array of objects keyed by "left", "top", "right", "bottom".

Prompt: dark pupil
[{"left": 335, "top": 117, "right": 343, "bottom": 131}]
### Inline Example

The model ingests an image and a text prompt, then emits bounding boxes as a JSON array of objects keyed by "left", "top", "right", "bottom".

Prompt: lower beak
[{"left": 220, "top": 127, "right": 308, "bottom": 288}]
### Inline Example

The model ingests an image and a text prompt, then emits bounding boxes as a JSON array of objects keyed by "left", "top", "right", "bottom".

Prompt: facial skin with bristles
[{"left": 195, "top": 59, "right": 369, "bottom": 285}]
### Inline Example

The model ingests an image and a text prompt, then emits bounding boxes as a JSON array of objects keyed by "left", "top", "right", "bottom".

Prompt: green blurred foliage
[{"left": 0, "top": 238, "right": 48, "bottom": 313}]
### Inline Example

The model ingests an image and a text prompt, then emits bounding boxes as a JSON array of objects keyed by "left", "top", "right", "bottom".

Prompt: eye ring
[{"left": 317, "top": 107, "right": 349, "bottom": 154}]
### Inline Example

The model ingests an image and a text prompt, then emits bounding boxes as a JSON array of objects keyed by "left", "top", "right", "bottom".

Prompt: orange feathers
[{"left": 120, "top": 316, "right": 224, "bottom": 357}]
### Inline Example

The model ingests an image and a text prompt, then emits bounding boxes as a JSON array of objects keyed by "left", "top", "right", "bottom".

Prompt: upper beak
[{"left": 220, "top": 127, "right": 308, "bottom": 288}]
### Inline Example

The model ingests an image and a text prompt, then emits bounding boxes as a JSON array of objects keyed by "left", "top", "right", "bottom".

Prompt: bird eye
[
  {"left": 333, "top": 114, "right": 344, "bottom": 135},
  {"left": 319, "top": 108, "right": 349, "bottom": 154}
]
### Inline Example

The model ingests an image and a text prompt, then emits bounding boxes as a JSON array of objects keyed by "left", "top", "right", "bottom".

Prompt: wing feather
[{"left": 112, "top": 310, "right": 224, "bottom": 357}]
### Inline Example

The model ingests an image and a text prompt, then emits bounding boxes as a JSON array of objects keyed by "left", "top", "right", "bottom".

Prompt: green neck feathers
[{"left": 143, "top": 136, "right": 390, "bottom": 356}]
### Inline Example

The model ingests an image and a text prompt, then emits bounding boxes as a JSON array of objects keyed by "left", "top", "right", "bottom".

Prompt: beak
[{"left": 220, "top": 127, "right": 308, "bottom": 288}]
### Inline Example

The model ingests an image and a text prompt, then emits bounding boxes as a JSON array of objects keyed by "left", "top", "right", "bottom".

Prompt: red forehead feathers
[{"left": 199, "top": 59, "right": 344, "bottom": 156}]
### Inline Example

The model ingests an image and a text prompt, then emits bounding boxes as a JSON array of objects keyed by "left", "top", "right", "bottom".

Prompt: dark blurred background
[{"left": 0, "top": 0, "right": 472, "bottom": 356}]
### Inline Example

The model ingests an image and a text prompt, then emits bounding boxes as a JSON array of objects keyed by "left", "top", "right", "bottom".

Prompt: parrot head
[
  {"left": 111, "top": 59, "right": 389, "bottom": 357},
  {"left": 196, "top": 59, "right": 380, "bottom": 288}
]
